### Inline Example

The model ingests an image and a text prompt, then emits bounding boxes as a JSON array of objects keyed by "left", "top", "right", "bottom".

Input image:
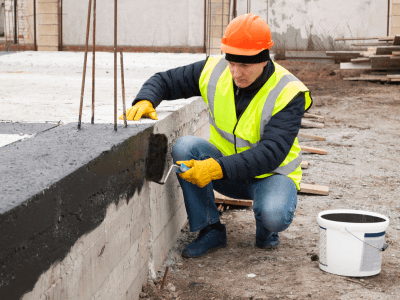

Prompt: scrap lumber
[
  {"left": 303, "top": 112, "right": 324, "bottom": 121},
  {"left": 325, "top": 51, "right": 362, "bottom": 57},
  {"left": 297, "top": 132, "right": 326, "bottom": 141},
  {"left": 393, "top": 51, "right": 400, "bottom": 56},
  {"left": 351, "top": 57, "right": 371, "bottom": 63},
  {"left": 299, "top": 183, "right": 329, "bottom": 196},
  {"left": 351, "top": 42, "right": 392, "bottom": 47},
  {"left": 393, "top": 35, "right": 400, "bottom": 46},
  {"left": 334, "top": 37, "right": 388, "bottom": 41},
  {"left": 378, "top": 37, "right": 394, "bottom": 42},
  {"left": 301, "top": 161, "right": 309, "bottom": 169},
  {"left": 376, "top": 46, "right": 400, "bottom": 55},
  {"left": 300, "top": 145, "right": 327, "bottom": 155},
  {"left": 371, "top": 56, "right": 400, "bottom": 69},
  {"left": 343, "top": 75, "right": 388, "bottom": 82},
  {"left": 214, "top": 191, "right": 253, "bottom": 207},
  {"left": 340, "top": 62, "right": 371, "bottom": 70},
  {"left": 301, "top": 119, "right": 324, "bottom": 128}
]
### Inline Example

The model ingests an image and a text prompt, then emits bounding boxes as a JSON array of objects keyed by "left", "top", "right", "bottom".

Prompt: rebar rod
[
  {"left": 77, "top": 0, "right": 93, "bottom": 130},
  {"left": 91, "top": 0, "right": 96, "bottom": 124},
  {"left": 114, "top": 0, "right": 117, "bottom": 132},
  {"left": 120, "top": 51, "right": 127, "bottom": 127}
]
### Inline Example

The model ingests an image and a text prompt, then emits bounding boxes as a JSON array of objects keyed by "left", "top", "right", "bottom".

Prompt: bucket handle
[{"left": 345, "top": 228, "right": 389, "bottom": 252}]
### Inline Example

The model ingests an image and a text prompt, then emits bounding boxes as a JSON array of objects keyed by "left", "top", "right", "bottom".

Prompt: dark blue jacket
[{"left": 133, "top": 59, "right": 309, "bottom": 181}]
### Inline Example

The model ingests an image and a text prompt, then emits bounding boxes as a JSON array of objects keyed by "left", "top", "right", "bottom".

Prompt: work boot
[
  {"left": 182, "top": 223, "right": 227, "bottom": 258},
  {"left": 256, "top": 223, "right": 279, "bottom": 249}
]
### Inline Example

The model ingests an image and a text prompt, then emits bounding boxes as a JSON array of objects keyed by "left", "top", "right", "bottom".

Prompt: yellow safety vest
[{"left": 199, "top": 56, "right": 313, "bottom": 189}]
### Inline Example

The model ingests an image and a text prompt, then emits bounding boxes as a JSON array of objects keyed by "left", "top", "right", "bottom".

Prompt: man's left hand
[{"left": 176, "top": 158, "right": 223, "bottom": 188}]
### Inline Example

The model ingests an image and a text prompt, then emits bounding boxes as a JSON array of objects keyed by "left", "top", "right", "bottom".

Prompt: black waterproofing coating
[{"left": 133, "top": 59, "right": 307, "bottom": 181}]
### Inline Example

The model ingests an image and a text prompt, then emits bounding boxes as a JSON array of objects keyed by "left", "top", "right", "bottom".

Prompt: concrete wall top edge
[{"left": 0, "top": 122, "right": 153, "bottom": 214}]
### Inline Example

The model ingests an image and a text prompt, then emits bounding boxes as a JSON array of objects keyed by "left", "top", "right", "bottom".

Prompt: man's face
[{"left": 227, "top": 60, "right": 268, "bottom": 88}]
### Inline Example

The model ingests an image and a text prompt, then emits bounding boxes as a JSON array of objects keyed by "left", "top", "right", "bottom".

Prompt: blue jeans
[{"left": 171, "top": 136, "right": 298, "bottom": 233}]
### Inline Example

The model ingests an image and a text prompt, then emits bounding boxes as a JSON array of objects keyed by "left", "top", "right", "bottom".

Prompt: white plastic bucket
[{"left": 317, "top": 209, "right": 389, "bottom": 277}]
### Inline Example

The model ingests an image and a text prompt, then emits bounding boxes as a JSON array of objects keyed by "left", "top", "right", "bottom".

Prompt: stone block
[
  {"left": 393, "top": 4, "right": 400, "bottom": 16},
  {"left": 38, "top": 34, "right": 58, "bottom": 46},
  {"left": 37, "top": 46, "right": 59, "bottom": 51},
  {"left": 38, "top": 2, "right": 58, "bottom": 14},
  {"left": 38, "top": 24, "right": 58, "bottom": 36},
  {"left": 39, "top": 13, "right": 58, "bottom": 25},
  {"left": 393, "top": 16, "right": 400, "bottom": 27}
]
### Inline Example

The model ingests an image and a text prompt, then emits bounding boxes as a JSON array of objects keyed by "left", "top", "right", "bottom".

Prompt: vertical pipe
[
  {"left": 387, "top": 0, "right": 390, "bottom": 37},
  {"left": 77, "top": 0, "right": 92, "bottom": 130},
  {"left": 120, "top": 51, "right": 127, "bottom": 128},
  {"left": 14, "top": 0, "right": 17, "bottom": 44},
  {"left": 33, "top": 0, "right": 37, "bottom": 50},
  {"left": 114, "top": 0, "right": 117, "bottom": 131},
  {"left": 60, "top": 0, "right": 63, "bottom": 50},
  {"left": 203, "top": 0, "right": 207, "bottom": 54},
  {"left": 91, "top": 0, "right": 96, "bottom": 124},
  {"left": 207, "top": 0, "right": 211, "bottom": 56},
  {"left": 233, "top": 0, "right": 237, "bottom": 18},
  {"left": 221, "top": 0, "right": 224, "bottom": 48}
]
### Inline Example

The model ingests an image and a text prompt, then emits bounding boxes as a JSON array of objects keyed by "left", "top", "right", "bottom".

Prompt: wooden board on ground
[
  {"left": 393, "top": 51, "right": 400, "bottom": 56},
  {"left": 343, "top": 75, "right": 388, "bottom": 82},
  {"left": 387, "top": 75, "right": 400, "bottom": 79},
  {"left": 351, "top": 42, "right": 392, "bottom": 47},
  {"left": 335, "top": 37, "right": 388, "bottom": 41},
  {"left": 301, "top": 161, "right": 309, "bottom": 169},
  {"left": 304, "top": 112, "right": 325, "bottom": 121},
  {"left": 297, "top": 132, "right": 326, "bottom": 141},
  {"left": 301, "top": 119, "right": 324, "bottom": 128},
  {"left": 299, "top": 183, "right": 329, "bottom": 196},
  {"left": 300, "top": 145, "right": 327, "bottom": 155},
  {"left": 214, "top": 191, "right": 253, "bottom": 207},
  {"left": 378, "top": 37, "right": 395, "bottom": 41}
]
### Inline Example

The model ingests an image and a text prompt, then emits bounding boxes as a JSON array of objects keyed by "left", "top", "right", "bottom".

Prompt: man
[{"left": 121, "top": 14, "right": 312, "bottom": 258}]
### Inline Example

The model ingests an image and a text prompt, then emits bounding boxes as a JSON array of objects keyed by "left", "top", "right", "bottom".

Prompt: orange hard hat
[{"left": 220, "top": 14, "right": 274, "bottom": 56}]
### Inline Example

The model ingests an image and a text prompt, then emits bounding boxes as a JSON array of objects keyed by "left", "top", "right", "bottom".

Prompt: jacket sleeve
[
  {"left": 132, "top": 59, "right": 207, "bottom": 108},
  {"left": 217, "top": 93, "right": 306, "bottom": 181}
]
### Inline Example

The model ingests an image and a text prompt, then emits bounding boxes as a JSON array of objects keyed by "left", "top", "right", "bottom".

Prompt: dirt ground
[{"left": 140, "top": 60, "right": 400, "bottom": 300}]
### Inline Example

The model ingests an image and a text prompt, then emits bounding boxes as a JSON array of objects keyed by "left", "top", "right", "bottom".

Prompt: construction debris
[
  {"left": 300, "top": 145, "right": 328, "bottom": 155},
  {"left": 328, "top": 35, "right": 400, "bottom": 82}
]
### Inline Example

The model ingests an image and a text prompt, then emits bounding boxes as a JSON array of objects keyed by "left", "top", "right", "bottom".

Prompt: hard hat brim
[{"left": 220, "top": 43, "right": 265, "bottom": 56}]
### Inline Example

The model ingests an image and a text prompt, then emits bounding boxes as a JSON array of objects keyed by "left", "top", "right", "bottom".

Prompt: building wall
[
  {"left": 392, "top": 0, "right": 400, "bottom": 35},
  {"left": 62, "top": 0, "right": 205, "bottom": 49},
  {"left": 4, "top": 0, "right": 34, "bottom": 44},
  {"left": 237, "top": 0, "right": 388, "bottom": 50}
]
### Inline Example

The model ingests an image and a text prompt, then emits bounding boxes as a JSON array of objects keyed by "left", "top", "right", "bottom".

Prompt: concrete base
[{"left": 0, "top": 98, "right": 209, "bottom": 300}]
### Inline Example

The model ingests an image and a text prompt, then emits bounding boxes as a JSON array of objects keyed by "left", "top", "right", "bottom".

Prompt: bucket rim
[{"left": 317, "top": 209, "right": 389, "bottom": 232}]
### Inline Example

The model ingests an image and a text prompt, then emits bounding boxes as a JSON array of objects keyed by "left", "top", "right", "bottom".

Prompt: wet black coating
[
  {"left": 0, "top": 122, "right": 167, "bottom": 299},
  {"left": 321, "top": 213, "right": 386, "bottom": 223},
  {"left": 145, "top": 134, "right": 168, "bottom": 182}
]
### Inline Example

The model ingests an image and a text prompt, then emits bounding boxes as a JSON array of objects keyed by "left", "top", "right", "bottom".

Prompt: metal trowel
[{"left": 153, "top": 163, "right": 190, "bottom": 185}]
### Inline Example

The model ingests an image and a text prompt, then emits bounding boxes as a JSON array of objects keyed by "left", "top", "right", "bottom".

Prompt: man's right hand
[{"left": 119, "top": 100, "right": 158, "bottom": 121}]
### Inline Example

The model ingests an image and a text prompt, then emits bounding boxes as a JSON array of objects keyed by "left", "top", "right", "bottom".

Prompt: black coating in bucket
[{"left": 321, "top": 213, "right": 386, "bottom": 223}]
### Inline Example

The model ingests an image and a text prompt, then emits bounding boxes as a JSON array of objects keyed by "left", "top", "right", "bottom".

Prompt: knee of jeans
[
  {"left": 258, "top": 208, "right": 295, "bottom": 232},
  {"left": 172, "top": 136, "right": 191, "bottom": 162}
]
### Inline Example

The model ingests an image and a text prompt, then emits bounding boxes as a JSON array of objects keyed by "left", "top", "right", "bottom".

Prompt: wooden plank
[
  {"left": 378, "top": 37, "right": 394, "bottom": 41},
  {"left": 335, "top": 37, "right": 389, "bottom": 41},
  {"left": 301, "top": 161, "right": 309, "bottom": 169},
  {"left": 393, "top": 35, "right": 400, "bottom": 46},
  {"left": 304, "top": 112, "right": 325, "bottom": 120},
  {"left": 387, "top": 75, "right": 400, "bottom": 79},
  {"left": 301, "top": 119, "right": 324, "bottom": 128},
  {"left": 351, "top": 57, "right": 371, "bottom": 63},
  {"left": 297, "top": 132, "right": 326, "bottom": 141},
  {"left": 351, "top": 42, "right": 392, "bottom": 47},
  {"left": 214, "top": 191, "right": 253, "bottom": 207},
  {"left": 299, "top": 183, "right": 329, "bottom": 196},
  {"left": 392, "top": 51, "right": 400, "bottom": 56},
  {"left": 370, "top": 56, "right": 400, "bottom": 69},
  {"left": 390, "top": 56, "right": 400, "bottom": 60},
  {"left": 326, "top": 51, "right": 362, "bottom": 57},
  {"left": 376, "top": 46, "right": 400, "bottom": 55},
  {"left": 340, "top": 62, "right": 371, "bottom": 70},
  {"left": 344, "top": 75, "right": 388, "bottom": 82},
  {"left": 300, "top": 145, "right": 327, "bottom": 155}
]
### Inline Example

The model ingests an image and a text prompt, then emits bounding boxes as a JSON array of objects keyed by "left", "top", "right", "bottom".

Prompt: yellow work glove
[
  {"left": 176, "top": 158, "right": 223, "bottom": 188},
  {"left": 119, "top": 100, "right": 158, "bottom": 121}
]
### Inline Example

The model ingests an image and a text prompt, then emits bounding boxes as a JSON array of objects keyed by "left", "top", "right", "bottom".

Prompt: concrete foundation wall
[{"left": 0, "top": 98, "right": 209, "bottom": 300}]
